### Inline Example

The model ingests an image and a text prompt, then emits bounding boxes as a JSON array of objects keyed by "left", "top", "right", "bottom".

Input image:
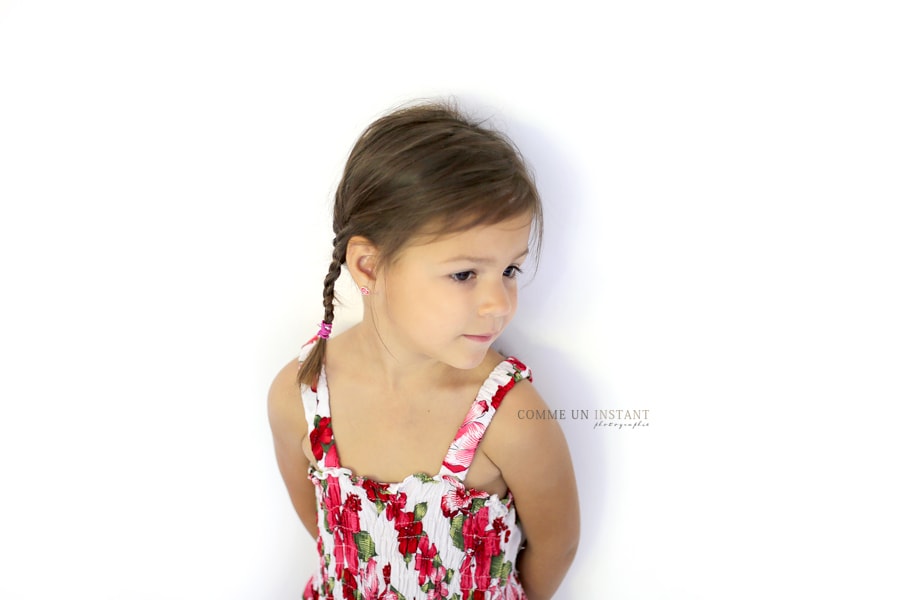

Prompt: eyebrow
[{"left": 441, "top": 249, "right": 530, "bottom": 264}]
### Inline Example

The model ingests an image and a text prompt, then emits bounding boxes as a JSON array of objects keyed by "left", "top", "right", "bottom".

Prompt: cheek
[
  {"left": 509, "top": 288, "right": 520, "bottom": 317},
  {"left": 384, "top": 279, "right": 452, "bottom": 323},
  {"left": 414, "top": 287, "right": 469, "bottom": 334}
]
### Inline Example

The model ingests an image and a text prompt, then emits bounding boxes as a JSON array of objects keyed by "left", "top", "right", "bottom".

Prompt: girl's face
[{"left": 372, "top": 212, "right": 533, "bottom": 370}]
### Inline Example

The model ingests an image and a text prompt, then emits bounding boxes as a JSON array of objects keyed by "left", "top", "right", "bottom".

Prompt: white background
[{"left": 1, "top": 1, "right": 898, "bottom": 598}]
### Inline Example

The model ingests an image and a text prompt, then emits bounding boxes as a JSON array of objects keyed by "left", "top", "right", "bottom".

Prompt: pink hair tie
[{"left": 317, "top": 321, "right": 333, "bottom": 340}]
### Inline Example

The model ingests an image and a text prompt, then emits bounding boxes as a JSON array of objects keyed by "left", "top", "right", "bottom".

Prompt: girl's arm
[
  {"left": 268, "top": 360, "right": 319, "bottom": 538},
  {"left": 485, "top": 380, "right": 580, "bottom": 600}
]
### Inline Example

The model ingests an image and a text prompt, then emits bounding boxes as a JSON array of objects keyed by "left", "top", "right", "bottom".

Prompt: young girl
[{"left": 268, "top": 102, "right": 579, "bottom": 600}]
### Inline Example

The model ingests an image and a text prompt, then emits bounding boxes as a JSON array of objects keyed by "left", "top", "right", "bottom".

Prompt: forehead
[{"left": 397, "top": 213, "right": 534, "bottom": 262}]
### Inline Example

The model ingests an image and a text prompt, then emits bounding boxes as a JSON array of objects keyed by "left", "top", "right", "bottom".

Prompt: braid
[
  {"left": 298, "top": 231, "right": 349, "bottom": 388},
  {"left": 321, "top": 235, "right": 346, "bottom": 325}
]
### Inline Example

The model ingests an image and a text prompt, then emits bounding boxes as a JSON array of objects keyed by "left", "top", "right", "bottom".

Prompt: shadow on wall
[{"left": 490, "top": 109, "right": 609, "bottom": 596}]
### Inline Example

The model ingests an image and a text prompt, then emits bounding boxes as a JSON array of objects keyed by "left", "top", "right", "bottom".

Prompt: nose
[{"left": 478, "top": 279, "right": 515, "bottom": 318}]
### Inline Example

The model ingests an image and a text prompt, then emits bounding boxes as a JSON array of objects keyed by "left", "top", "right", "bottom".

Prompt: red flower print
[
  {"left": 475, "top": 530, "right": 501, "bottom": 589},
  {"left": 310, "top": 416, "right": 333, "bottom": 461},
  {"left": 360, "top": 559, "right": 381, "bottom": 600},
  {"left": 425, "top": 567, "right": 450, "bottom": 599},
  {"left": 303, "top": 578, "right": 318, "bottom": 599},
  {"left": 492, "top": 517, "right": 510, "bottom": 543},
  {"left": 327, "top": 490, "right": 363, "bottom": 583},
  {"left": 462, "top": 505, "right": 489, "bottom": 551},
  {"left": 316, "top": 535, "right": 328, "bottom": 573},
  {"left": 470, "top": 399, "right": 489, "bottom": 419},
  {"left": 507, "top": 356, "right": 528, "bottom": 374},
  {"left": 459, "top": 506, "right": 503, "bottom": 593},
  {"left": 414, "top": 536, "right": 438, "bottom": 586},
  {"left": 324, "top": 476, "right": 343, "bottom": 532},
  {"left": 491, "top": 378, "right": 516, "bottom": 409},
  {"left": 340, "top": 566, "right": 357, "bottom": 599},
  {"left": 460, "top": 554, "right": 475, "bottom": 595},
  {"left": 489, "top": 359, "right": 530, "bottom": 410},
  {"left": 362, "top": 479, "right": 391, "bottom": 505},
  {"left": 385, "top": 491, "right": 407, "bottom": 521},
  {"left": 394, "top": 510, "right": 423, "bottom": 556},
  {"left": 324, "top": 442, "right": 340, "bottom": 468},
  {"left": 333, "top": 534, "right": 357, "bottom": 582},
  {"left": 441, "top": 476, "right": 488, "bottom": 518},
  {"left": 442, "top": 420, "right": 486, "bottom": 474},
  {"left": 340, "top": 493, "right": 362, "bottom": 534}
]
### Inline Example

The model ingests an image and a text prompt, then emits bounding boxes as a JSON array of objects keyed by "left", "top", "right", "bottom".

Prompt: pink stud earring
[{"left": 360, "top": 286, "right": 371, "bottom": 296}]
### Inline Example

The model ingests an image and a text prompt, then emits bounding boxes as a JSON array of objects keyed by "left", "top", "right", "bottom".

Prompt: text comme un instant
[{"left": 517, "top": 409, "right": 650, "bottom": 420}]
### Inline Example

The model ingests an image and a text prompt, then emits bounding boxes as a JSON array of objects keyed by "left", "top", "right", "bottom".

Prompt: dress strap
[
  {"left": 298, "top": 342, "right": 341, "bottom": 470},
  {"left": 438, "top": 357, "right": 532, "bottom": 482}
]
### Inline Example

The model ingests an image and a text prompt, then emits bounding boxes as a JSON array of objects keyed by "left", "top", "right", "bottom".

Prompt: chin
[{"left": 445, "top": 350, "right": 491, "bottom": 371}]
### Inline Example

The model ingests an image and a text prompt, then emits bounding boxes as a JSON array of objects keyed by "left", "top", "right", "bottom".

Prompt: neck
[{"left": 339, "top": 319, "right": 458, "bottom": 395}]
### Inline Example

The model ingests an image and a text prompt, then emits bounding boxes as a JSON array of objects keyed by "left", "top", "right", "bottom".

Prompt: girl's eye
[
  {"left": 450, "top": 267, "right": 522, "bottom": 283},
  {"left": 504, "top": 266, "right": 523, "bottom": 279},
  {"left": 450, "top": 271, "right": 475, "bottom": 282}
]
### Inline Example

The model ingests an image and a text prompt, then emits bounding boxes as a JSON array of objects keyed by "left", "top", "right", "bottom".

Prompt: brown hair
[{"left": 298, "top": 101, "right": 542, "bottom": 387}]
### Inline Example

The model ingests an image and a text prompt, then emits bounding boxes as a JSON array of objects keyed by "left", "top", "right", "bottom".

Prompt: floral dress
[{"left": 299, "top": 351, "right": 532, "bottom": 600}]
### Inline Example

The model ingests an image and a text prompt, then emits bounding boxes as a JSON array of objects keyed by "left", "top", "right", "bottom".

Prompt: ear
[{"left": 345, "top": 236, "right": 380, "bottom": 290}]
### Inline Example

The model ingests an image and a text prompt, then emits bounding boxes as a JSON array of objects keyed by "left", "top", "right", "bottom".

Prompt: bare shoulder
[
  {"left": 483, "top": 374, "right": 556, "bottom": 455},
  {"left": 477, "top": 353, "right": 552, "bottom": 447},
  {"left": 481, "top": 365, "right": 580, "bottom": 580},
  {"left": 481, "top": 370, "right": 578, "bottom": 510},
  {"left": 487, "top": 376, "right": 579, "bottom": 600},
  {"left": 267, "top": 358, "right": 309, "bottom": 450},
  {"left": 267, "top": 357, "right": 320, "bottom": 537}
]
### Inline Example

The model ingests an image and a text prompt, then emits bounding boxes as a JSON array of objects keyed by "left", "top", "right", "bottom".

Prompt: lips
[{"left": 463, "top": 333, "right": 497, "bottom": 343}]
